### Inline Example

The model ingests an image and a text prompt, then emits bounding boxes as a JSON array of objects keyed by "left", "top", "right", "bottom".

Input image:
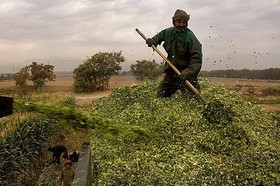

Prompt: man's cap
[{"left": 173, "top": 9, "right": 190, "bottom": 21}]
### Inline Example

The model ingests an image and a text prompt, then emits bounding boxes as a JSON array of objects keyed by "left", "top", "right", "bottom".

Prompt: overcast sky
[{"left": 0, "top": 0, "right": 279, "bottom": 73}]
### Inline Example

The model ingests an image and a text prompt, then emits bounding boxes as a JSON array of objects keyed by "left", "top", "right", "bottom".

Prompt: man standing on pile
[{"left": 146, "top": 9, "right": 202, "bottom": 97}]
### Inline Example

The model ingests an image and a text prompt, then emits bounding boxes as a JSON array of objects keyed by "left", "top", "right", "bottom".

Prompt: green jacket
[{"left": 152, "top": 27, "right": 202, "bottom": 76}]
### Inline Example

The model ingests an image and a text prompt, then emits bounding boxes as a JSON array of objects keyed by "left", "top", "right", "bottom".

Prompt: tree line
[
  {"left": 0, "top": 73, "right": 13, "bottom": 81},
  {"left": 12, "top": 51, "right": 163, "bottom": 94},
  {"left": 11, "top": 51, "right": 279, "bottom": 94},
  {"left": 200, "top": 68, "right": 280, "bottom": 80}
]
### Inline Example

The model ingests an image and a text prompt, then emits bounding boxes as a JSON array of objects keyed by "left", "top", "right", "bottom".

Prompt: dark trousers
[{"left": 157, "top": 72, "right": 200, "bottom": 97}]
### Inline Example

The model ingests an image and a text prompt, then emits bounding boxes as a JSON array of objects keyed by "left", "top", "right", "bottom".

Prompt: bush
[{"left": 261, "top": 87, "right": 280, "bottom": 96}]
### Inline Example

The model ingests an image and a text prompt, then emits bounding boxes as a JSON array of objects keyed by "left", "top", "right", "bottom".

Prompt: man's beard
[{"left": 175, "top": 26, "right": 186, "bottom": 32}]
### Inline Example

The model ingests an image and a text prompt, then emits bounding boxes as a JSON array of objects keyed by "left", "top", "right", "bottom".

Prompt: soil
[
  {"left": 0, "top": 75, "right": 279, "bottom": 112},
  {"left": 205, "top": 77, "right": 280, "bottom": 113}
]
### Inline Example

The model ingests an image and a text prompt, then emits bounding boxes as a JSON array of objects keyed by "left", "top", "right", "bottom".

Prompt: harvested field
[
  {"left": 0, "top": 75, "right": 137, "bottom": 91},
  {"left": 205, "top": 77, "right": 280, "bottom": 90},
  {"left": 2, "top": 76, "right": 278, "bottom": 92},
  {"left": 0, "top": 75, "right": 279, "bottom": 112},
  {"left": 206, "top": 77, "right": 280, "bottom": 113}
]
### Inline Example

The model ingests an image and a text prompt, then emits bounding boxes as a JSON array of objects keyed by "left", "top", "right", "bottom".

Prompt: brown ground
[
  {"left": 0, "top": 75, "right": 137, "bottom": 107},
  {"left": 1, "top": 75, "right": 279, "bottom": 112},
  {"left": 205, "top": 77, "right": 280, "bottom": 90},
  {"left": 0, "top": 75, "right": 136, "bottom": 91},
  {"left": 206, "top": 77, "right": 280, "bottom": 113}
]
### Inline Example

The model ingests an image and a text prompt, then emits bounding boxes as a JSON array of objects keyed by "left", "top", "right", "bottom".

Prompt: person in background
[
  {"left": 146, "top": 9, "right": 203, "bottom": 97},
  {"left": 69, "top": 149, "right": 80, "bottom": 168},
  {"left": 59, "top": 160, "right": 75, "bottom": 186}
]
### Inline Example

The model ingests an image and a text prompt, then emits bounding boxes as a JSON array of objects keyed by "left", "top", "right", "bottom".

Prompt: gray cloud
[{"left": 0, "top": 0, "right": 279, "bottom": 73}]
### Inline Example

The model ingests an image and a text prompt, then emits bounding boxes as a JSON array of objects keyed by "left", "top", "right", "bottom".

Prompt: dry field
[
  {"left": 206, "top": 77, "right": 280, "bottom": 113},
  {"left": 205, "top": 77, "right": 280, "bottom": 90},
  {"left": 0, "top": 75, "right": 137, "bottom": 107},
  {"left": 0, "top": 75, "right": 279, "bottom": 112},
  {"left": 0, "top": 75, "right": 136, "bottom": 92}
]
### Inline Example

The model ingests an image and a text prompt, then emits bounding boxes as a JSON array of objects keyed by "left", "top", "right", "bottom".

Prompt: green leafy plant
[{"left": 0, "top": 117, "right": 61, "bottom": 185}]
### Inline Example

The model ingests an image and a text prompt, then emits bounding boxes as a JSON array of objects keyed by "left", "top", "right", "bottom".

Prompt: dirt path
[
  {"left": 74, "top": 90, "right": 112, "bottom": 106},
  {"left": 74, "top": 90, "right": 111, "bottom": 100}
]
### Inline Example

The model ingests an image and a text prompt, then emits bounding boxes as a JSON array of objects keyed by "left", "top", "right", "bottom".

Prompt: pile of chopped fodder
[{"left": 91, "top": 78, "right": 280, "bottom": 185}]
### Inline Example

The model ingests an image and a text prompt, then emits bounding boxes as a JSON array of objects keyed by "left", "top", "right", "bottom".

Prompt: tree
[
  {"left": 130, "top": 60, "right": 163, "bottom": 82},
  {"left": 29, "top": 62, "right": 56, "bottom": 92},
  {"left": 73, "top": 51, "right": 125, "bottom": 92},
  {"left": 13, "top": 66, "right": 30, "bottom": 94}
]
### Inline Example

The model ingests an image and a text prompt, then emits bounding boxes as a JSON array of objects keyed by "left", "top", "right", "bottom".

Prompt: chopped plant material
[
  {"left": 202, "top": 99, "right": 235, "bottom": 125},
  {"left": 91, "top": 79, "right": 280, "bottom": 185},
  {"left": 13, "top": 100, "right": 147, "bottom": 137}
]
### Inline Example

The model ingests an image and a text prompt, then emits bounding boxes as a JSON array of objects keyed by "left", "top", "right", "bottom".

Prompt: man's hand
[
  {"left": 179, "top": 69, "right": 191, "bottom": 82},
  {"left": 146, "top": 38, "right": 156, "bottom": 47}
]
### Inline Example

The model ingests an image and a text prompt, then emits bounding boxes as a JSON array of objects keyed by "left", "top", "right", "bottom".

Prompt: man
[
  {"left": 48, "top": 145, "right": 68, "bottom": 165},
  {"left": 146, "top": 9, "right": 202, "bottom": 97},
  {"left": 69, "top": 149, "right": 80, "bottom": 168}
]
